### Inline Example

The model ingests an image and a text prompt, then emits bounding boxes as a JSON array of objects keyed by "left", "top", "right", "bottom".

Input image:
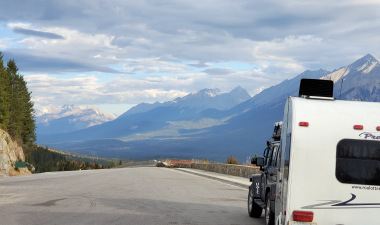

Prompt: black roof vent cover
[{"left": 298, "top": 78, "right": 334, "bottom": 97}]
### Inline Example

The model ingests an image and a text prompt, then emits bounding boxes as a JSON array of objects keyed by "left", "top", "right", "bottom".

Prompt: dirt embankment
[{"left": 0, "top": 129, "right": 31, "bottom": 177}]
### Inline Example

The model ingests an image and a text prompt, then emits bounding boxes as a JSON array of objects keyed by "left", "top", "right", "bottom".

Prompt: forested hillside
[{"left": 31, "top": 146, "right": 109, "bottom": 172}]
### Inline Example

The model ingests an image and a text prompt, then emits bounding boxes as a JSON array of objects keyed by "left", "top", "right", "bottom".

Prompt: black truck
[{"left": 248, "top": 122, "right": 281, "bottom": 225}]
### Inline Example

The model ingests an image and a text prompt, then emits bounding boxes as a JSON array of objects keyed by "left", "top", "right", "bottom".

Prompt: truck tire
[
  {"left": 265, "top": 194, "right": 274, "bottom": 225},
  {"left": 248, "top": 186, "right": 262, "bottom": 218}
]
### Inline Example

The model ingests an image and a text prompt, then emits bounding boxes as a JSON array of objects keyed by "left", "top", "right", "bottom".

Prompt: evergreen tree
[
  {"left": 19, "top": 74, "right": 36, "bottom": 144},
  {"left": 110, "top": 160, "right": 115, "bottom": 168},
  {"left": 6, "top": 59, "right": 22, "bottom": 139},
  {"left": 0, "top": 53, "right": 10, "bottom": 130},
  {"left": 6, "top": 59, "right": 36, "bottom": 144}
]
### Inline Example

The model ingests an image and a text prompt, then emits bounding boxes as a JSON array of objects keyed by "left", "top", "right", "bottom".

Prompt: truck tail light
[
  {"left": 293, "top": 211, "right": 314, "bottom": 222},
  {"left": 353, "top": 125, "right": 363, "bottom": 130},
  {"left": 299, "top": 122, "right": 309, "bottom": 127},
  {"left": 377, "top": 126, "right": 380, "bottom": 131}
]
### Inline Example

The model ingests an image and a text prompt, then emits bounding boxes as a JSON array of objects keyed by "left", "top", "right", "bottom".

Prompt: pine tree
[
  {"left": 0, "top": 53, "right": 10, "bottom": 130},
  {"left": 6, "top": 59, "right": 36, "bottom": 144},
  {"left": 6, "top": 59, "right": 22, "bottom": 139},
  {"left": 19, "top": 75, "right": 36, "bottom": 144},
  {"left": 110, "top": 160, "right": 115, "bottom": 168}
]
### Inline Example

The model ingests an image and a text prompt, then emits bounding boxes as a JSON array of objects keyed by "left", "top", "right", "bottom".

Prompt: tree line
[{"left": 31, "top": 146, "right": 108, "bottom": 173}]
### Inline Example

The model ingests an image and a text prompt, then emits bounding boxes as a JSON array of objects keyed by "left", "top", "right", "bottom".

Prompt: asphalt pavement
[{"left": 0, "top": 167, "right": 264, "bottom": 225}]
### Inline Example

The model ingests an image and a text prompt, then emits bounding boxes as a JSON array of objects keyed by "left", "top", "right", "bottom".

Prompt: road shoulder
[{"left": 174, "top": 168, "right": 251, "bottom": 189}]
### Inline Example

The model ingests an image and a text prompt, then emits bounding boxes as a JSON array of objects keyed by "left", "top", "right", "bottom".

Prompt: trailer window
[{"left": 336, "top": 139, "right": 380, "bottom": 186}]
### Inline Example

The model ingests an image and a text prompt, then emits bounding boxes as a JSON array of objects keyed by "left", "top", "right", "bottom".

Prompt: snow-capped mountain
[
  {"left": 321, "top": 54, "right": 380, "bottom": 101},
  {"left": 36, "top": 105, "right": 118, "bottom": 135},
  {"left": 322, "top": 54, "right": 379, "bottom": 83},
  {"left": 121, "top": 86, "right": 251, "bottom": 117},
  {"left": 240, "top": 54, "right": 380, "bottom": 109},
  {"left": 170, "top": 86, "right": 251, "bottom": 110}
]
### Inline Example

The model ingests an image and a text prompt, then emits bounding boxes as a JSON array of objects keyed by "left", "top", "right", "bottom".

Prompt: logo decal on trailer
[
  {"left": 302, "top": 194, "right": 380, "bottom": 209},
  {"left": 359, "top": 132, "right": 380, "bottom": 140}
]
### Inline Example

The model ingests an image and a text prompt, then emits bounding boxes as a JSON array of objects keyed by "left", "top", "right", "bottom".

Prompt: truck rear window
[{"left": 336, "top": 139, "right": 380, "bottom": 186}]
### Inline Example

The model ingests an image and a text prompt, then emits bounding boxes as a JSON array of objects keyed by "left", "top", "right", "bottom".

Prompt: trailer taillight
[
  {"left": 293, "top": 211, "right": 314, "bottom": 222},
  {"left": 377, "top": 126, "right": 380, "bottom": 131},
  {"left": 353, "top": 125, "right": 363, "bottom": 130},
  {"left": 299, "top": 122, "right": 309, "bottom": 127}
]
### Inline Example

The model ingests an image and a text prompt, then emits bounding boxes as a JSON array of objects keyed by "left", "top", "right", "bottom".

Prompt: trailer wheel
[
  {"left": 248, "top": 186, "right": 262, "bottom": 218},
  {"left": 265, "top": 194, "right": 274, "bottom": 225}
]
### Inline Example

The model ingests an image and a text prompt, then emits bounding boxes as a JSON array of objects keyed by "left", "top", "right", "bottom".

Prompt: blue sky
[{"left": 1, "top": 0, "right": 380, "bottom": 115}]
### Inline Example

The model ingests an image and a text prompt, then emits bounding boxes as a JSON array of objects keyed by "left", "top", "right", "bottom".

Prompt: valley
[{"left": 36, "top": 54, "right": 380, "bottom": 162}]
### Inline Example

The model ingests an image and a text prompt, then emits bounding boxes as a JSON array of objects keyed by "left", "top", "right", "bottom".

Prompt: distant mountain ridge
[
  {"left": 243, "top": 69, "right": 331, "bottom": 108},
  {"left": 323, "top": 54, "right": 380, "bottom": 101},
  {"left": 36, "top": 54, "right": 380, "bottom": 161},
  {"left": 121, "top": 86, "right": 251, "bottom": 117},
  {"left": 323, "top": 54, "right": 379, "bottom": 83},
  {"left": 36, "top": 87, "right": 251, "bottom": 141},
  {"left": 36, "top": 105, "right": 118, "bottom": 135}
]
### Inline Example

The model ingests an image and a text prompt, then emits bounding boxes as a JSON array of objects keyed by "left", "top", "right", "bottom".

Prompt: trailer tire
[
  {"left": 248, "top": 186, "right": 262, "bottom": 218},
  {"left": 265, "top": 194, "right": 274, "bottom": 225}
]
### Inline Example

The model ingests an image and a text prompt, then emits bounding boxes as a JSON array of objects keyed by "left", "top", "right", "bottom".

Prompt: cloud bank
[{"left": 1, "top": 0, "right": 380, "bottom": 113}]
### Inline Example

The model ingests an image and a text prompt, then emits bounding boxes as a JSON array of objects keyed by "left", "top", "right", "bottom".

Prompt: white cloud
[
  {"left": 25, "top": 73, "right": 191, "bottom": 106},
  {"left": 24, "top": 66, "right": 272, "bottom": 110},
  {"left": 0, "top": 38, "right": 11, "bottom": 49},
  {"left": 121, "top": 58, "right": 187, "bottom": 74},
  {"left": 7, "top": 23, "right": 31, "bottom": 29},
  {"left": 21, "top": 27, "right": 116, "bottom": 54}
]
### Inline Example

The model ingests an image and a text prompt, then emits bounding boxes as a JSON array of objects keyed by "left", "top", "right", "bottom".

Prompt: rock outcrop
[{"left": 0, "top": 129, "right": 31, "bottom": 177}]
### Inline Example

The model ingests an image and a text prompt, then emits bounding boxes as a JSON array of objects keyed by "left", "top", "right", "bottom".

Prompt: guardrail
[{"left": 173, "top": 163, "right": 260, "bottom": 178}]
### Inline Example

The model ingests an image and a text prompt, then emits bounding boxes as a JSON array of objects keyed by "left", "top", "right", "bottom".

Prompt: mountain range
[
  {"left": 36, "top": 54, "right": 380, "bottom": 162},
  {"left": 121, "top": 86, "right": 251, "bottom": 116},
  {"left": 36, "top": 105, "right": 118, "bottom": 135},
  {"left": 36, "top": 87, "right": 251, "bottom": 141}
]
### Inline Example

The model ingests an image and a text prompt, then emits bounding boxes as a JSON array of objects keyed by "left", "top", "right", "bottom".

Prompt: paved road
[{"left": 0, "top": 167, "right": 265, "bottom": 225}]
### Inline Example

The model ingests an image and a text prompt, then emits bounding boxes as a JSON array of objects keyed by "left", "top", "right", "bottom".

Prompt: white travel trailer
[
  {"left": 249, "top": 79, "right": 380, "bottom": 225},
  {"left": 274, "top": 93, "right": 380, "bottom": 224}
]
